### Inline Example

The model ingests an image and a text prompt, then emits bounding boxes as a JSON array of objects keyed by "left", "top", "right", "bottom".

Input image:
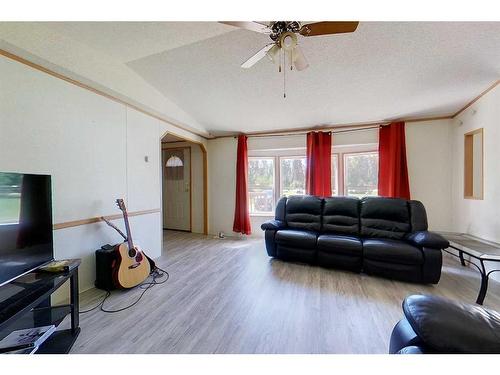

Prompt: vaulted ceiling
[{"left": 4, "top": 22, "right": 500, "bottom": 136}]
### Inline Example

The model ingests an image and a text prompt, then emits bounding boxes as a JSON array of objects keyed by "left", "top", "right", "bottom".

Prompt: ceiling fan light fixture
[
  {"left": 279, "top": 31, "right": 297, "bottom": 51},
  {"left": 266, "top": 44, "right": 280, "bottom": 63},
  {"left": 293, "top": 45, "right": 309, "bottom": 71}
]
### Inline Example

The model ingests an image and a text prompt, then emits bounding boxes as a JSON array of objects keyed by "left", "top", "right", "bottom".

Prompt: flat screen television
[{"left": 0, "top": 172, "right": 54, "bottom": 286}]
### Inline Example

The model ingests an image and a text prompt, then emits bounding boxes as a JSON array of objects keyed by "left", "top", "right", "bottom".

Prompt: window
[
  {"left": 343, "top": 152, "right": 379, "bottom": 197},
  {"left": 248, "top": 158, "right": 275, "bottom": 214},
  {"left": 331, "top": 154, "right": 339, "bottom": 196},
  {"left": 280, "top": 157, "right": 306, "bottom": 196},
  {"left": 248, "top": 147, "right": 378, "bottom": 215}
]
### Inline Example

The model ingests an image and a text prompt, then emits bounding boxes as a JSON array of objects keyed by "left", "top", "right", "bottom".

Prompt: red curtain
[
  {"left": 378, "top": 122, "right": 411, "bottom": 199},
  {"left": 306, "top": 131, "right": 332, "bottom": 197},
  {"left": 233, "top": 135, "right": 251, "bottom": 235}
]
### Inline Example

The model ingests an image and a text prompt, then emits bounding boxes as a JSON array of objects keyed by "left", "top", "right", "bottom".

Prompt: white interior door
[{"left": 162, "top": 147, "right": 191, "bottom": 231}]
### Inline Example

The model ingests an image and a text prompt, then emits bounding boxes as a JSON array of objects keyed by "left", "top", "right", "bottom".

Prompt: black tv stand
[{"left": 0, "top": 259, "right": 81, "bottom": 354}]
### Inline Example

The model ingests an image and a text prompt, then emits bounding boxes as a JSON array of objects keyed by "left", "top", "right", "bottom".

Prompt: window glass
[
  {"left": 248, "top": 158, "right": 275, "bottom": 214},
  {"left": 280, "top": 157, "right": 306, "bottom": 196},
  {"left": 248, "top": 150, "right": 379, "bottom": 214},
  {"left": 331, "top": 154, "right": 339, "bottom": 196},
  {"left": 344, "top": 152, "right": 378, "bottom": 197}
]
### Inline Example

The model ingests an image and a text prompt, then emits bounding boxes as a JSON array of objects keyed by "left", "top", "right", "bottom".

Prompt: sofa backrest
[
  {"left": 409, "top": 200, "right": 428, "bottom": 232},
  {"left": 275, "top": 196, "right": 287, "bottom": 222},
  {"left": 277, "top": 195, "right": 428, "bottom": 238},
  {"left": 285, "top": 195, "right": 322, "bottom": 232},
  {"left": 360, "top": 197, "right": 410, "bottom": 239},
  {"left": 322, "top": 197, "right": 360, "bottom": 235}
]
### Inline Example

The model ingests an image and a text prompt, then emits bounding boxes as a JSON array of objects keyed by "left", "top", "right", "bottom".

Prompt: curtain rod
[{"left": 233, "top": 124, "right": 384, "bottom": 139}]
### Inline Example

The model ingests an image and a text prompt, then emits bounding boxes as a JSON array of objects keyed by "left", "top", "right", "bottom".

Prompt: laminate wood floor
[{"left": 69, "top": 230, "right": 500, "bottom": 354}]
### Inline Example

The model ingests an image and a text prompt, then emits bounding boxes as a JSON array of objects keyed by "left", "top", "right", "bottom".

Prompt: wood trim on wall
[
  {"left": 53, "top": 208, "right": 160, "bottom": 230},
  {"left": 202, "top": 145, "right": 208, "bottom": 235},
  {"left": 453, "top": 81, "right": 500, "bottom": 118},
  {"left": 210, "top": 115, "right": 454, "bottom": 139},
  {"left": 0, "top": 49, "right": 209, "bottom": 140}
]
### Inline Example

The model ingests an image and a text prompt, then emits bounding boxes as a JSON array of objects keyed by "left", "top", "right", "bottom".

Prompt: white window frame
[
  {"left": 332, "top": 153, "right": 340, "bottom": 196},
  {"left": 248, "top": 156, "right": 276, "bottom": 216},
  {"left": 247, "top": 144, "right": 378, "bottom": 216}
]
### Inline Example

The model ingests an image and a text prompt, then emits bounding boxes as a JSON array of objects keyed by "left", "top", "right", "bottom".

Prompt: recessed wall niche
[{"left": 464, "top": 128, "right": 484, "bottom": 199}]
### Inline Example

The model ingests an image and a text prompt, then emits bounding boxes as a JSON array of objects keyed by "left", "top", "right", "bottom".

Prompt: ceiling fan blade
[
  {"left": 293, "top": 46, "right": 309, "bottom": 71},
  {"left": 220, "top": 21, "right": 269, "bottom": 34},
  {"left": 241, "top": 44, "right": 274, "bottom": 69},
  {"left": 299, "top": 21, "right": 359, "bottom": 37}
]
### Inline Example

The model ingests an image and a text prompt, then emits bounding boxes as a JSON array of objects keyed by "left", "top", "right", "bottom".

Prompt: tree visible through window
[
  {"left": 344, "top": 152, "right": 378, "bottom": 197},
  {"left": 280, "top": 157, "right": 306, "bottom": 196},
  {"left": 248, "top": 158, "right": 275, "bottom": 214}
]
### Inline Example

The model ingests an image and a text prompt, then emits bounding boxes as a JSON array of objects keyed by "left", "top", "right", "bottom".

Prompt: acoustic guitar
[{"left": 113, "top": 199, "right": 151, "bottom": 289}]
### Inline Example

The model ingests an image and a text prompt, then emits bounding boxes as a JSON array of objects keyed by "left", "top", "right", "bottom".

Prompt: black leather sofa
[
  {"left": 390, "top": 294, "right": 500, "bottom": 353},
  {"left": 261, "top": 195, "right": 449, "bottom": 284}
]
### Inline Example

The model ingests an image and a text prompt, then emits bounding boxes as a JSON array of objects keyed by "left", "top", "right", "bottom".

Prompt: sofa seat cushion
[
  {"left": 317, "top": 235, "right": 362, "bottom": 256},
  {"left": 275, "top": 229, "right": 317, "bottom": 249},
  {"left": 363, "top": 238, "right": 423, "bottom": 265}
]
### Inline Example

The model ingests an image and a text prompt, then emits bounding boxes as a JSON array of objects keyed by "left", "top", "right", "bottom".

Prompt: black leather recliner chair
[
  {"left": 261, "top": 195, "right": 449, "bottom": 284},
  {"left": 390, "top": 294, "right": 500, "bottom": 353}
]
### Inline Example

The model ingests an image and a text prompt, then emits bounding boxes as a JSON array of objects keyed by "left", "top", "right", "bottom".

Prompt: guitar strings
[{"left": 79, "top": 266, "right": 169, "bottom": 314}]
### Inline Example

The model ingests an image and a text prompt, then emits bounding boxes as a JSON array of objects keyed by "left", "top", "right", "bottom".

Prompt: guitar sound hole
[{"left": 128, "top": 248, "right": 137, "bottom": 257}]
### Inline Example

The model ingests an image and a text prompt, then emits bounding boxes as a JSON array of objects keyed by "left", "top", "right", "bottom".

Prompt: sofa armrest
[
  {"left": 403, "top": 294, "right": 500, "bottom": 353},
  {"left": 406, "top": 231, "right": 449, "bottom": 249},
  {"left": 261, "top": 219, "right": 286, "bottom": 231},
  {"left": 421, "top": 247, "right": 442, "bottom": 284}
]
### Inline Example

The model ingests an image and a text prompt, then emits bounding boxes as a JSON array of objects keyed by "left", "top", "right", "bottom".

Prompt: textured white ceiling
[
  {"left": 41, "top": 22, "right": 234, "bottom": 63},
  {"left": 124, "top": 22, "right": 500, "bottom": 135},
  {"left": 7, "top": 22, "right": 500, "bottom": 136}
]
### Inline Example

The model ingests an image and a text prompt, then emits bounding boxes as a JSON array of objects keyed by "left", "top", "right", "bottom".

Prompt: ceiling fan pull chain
[
  {"left": 279, "top": 48, "right": 282, "bottom": 73},
  {"left": 283, "top": 50, "right": 286, "bottom": 98},
  {"left": 290, "top": 49, "right": 293, "bottom": 71}
]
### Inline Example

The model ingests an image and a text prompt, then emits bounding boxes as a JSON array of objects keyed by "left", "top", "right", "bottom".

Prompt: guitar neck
[{"left": 122, "top": 211, "right": 134, "bottom": 250}]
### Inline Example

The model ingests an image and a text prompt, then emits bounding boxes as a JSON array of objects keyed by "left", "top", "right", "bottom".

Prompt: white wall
[
  {"left": 162, "top": 142, "right": 204, "bottom": 234},
  {"left": 208, "top": 121, "right": 453, "bottom": 238},
  {"left": 0, "top": 23, "right": 208, "bottom": 136},
  {"left": 0, "top": 54, "right": 203, "bottom": 296},
  {"left": 451, "top": 85, "right": 500, "bottom": 243},
  {"left": 406, "top": 119, "right": 453, "bottom": 231},
  {"left": 207, "top": 138, "right": 237, "bottom": 237}
]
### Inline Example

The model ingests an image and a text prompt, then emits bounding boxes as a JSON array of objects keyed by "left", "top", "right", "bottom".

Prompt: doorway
[
  {"left": 162, "top": 146, "right": 191, "bottom": 231},
  {"left": 160, "top": 133, "right": 207, "bottom": 236}
]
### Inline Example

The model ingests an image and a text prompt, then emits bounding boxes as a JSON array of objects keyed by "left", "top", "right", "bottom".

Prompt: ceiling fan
[{"left": 221, "top": 21, "right": 359, "bottom": 71}]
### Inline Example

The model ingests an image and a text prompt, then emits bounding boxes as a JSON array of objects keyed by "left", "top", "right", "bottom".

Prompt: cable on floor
[{"left": 79, "top": 266, "right": 169, "bottom": 314}]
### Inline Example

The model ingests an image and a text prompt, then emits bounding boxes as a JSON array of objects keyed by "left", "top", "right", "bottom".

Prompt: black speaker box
[{"left": 95, "top": 244, "right": 118, "bottom": 291}]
